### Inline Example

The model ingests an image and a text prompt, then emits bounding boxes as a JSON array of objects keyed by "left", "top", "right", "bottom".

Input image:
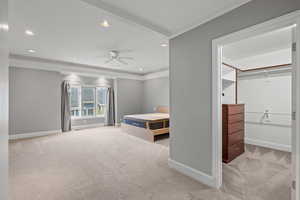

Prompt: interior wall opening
[{"left": 219, "top": 25, "right": 294, "bottom": 200}]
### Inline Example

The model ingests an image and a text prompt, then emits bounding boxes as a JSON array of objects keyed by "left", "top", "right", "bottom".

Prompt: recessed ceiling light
[
  {"left": 139, "top": 68, "right": 144, "bottom": 71},
  {"left": 0, "top": 23, "right": 9, "bottom": 31},
  {"left": 101, "top": 20, "right": 110, "bottom": 28},
  {"left": 25, "top": 30, "right": 35, "bottom": 36},
  {"left": 27, "top": 49, "right": 36, "bottom": 53},
  {"left": 161, "top": 43, "right": 168, "bottom": 47}
]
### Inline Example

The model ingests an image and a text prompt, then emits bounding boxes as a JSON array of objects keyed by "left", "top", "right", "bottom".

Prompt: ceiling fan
[{"left": 103, "top": 50, "right": 134, "bottom": 65}]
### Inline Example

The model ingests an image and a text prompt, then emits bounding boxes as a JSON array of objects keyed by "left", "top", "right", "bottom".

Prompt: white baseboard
[
  {"left": 9, "top": 130, "right": 62, "bottom": 140},
  {"left": 245, "top": 138, "right": 291, "bottom": 152},
  {"left": 72, "top": 123, "right": 105, "bottom": 130},
  {"left": 168, "top": 159, "right": 217, "bottom": 188}
]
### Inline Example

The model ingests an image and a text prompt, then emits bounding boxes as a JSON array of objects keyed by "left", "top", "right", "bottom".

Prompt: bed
[{"left": 121, "top": 106, "right": 169, "bottom": 142}]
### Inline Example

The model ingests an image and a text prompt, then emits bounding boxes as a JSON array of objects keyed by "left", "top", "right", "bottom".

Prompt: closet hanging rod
[
  {"left": 246, "top": 111, "right": 291, "bottom": 116},
  {"left": 245, "top": 121, "right": 291, "bottom": 128}
]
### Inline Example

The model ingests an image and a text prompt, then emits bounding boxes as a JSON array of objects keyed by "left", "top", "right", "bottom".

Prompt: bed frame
[{"left": 121, "top": 106, "right": 169, "bottom": 142}]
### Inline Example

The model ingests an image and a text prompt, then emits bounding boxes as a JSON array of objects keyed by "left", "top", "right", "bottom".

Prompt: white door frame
[{"left": 211, "top": 10, "right": 300, "bottom": 198}]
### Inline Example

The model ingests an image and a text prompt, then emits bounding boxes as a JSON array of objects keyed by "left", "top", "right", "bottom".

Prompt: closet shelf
[{"left": 222, "top": 78, "right": 235, "bottom": 84}]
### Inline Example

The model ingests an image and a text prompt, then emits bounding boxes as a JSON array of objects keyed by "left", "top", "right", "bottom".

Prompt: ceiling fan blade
[
  {"left": 117, "top": 58, "right": 128, "bottom": 65},
  {"left": 119, "top": 56, "right": 134, "bottom": 60},
  {"left": 104, "top": 58, "right": 113, "bottom": 64}
]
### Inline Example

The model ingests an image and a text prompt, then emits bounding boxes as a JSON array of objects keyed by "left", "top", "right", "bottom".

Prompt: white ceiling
[
  {"left": 223, "top": 26, "right": 293, "bottom": 63},
  {"left": 9, "top": 0, "right": 169, "bottom": 74},
  {"left": 9, "top": 0, "right": 252, "bottom": 74},
  {"left": 83, "top": 0, "right": 251, "bottom": 37}
]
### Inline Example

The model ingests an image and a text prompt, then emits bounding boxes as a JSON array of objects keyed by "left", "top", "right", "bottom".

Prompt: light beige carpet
[
  {"left": 222, "top": 144, "right": 291, "bottom": 200},
  {"left": 9, "top": 127, "right": 291, "bottom": 200}
]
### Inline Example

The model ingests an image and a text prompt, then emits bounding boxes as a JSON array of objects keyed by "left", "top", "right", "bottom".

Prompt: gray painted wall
[
  {"left": 170, "top": 0, "right": 300, "bottom": 175},
  {"left": 9, "top": 67, "right": 62, "bottom": 135},
  {"left": 116, "top": 78, "right": 143, "bottom": 123},
  {"left": 0, "top": 0, "right": 9, "bottom": 198},
  {"left": 143, "top": 77, "right": 169, "bottom": 113}
]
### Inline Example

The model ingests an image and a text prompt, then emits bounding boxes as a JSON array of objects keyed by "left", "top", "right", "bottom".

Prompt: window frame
[{"left": 69, "top": 84, "right": 108, "bottom": 119}]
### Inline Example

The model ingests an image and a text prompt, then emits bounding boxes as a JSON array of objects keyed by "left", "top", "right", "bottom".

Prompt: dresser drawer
[
  {"left": 228, "top": 105, "right": 244, "bottom": 115},
  {"left": 228, "top": 131, "right": 244, "bottom": 146},
  {"left": 228, "top": 122, "right": 244, "bottom": 134},
  {"left": 228, "top": 113, "right": 244, "bottom": 124},
  {"left": 228, "top": 142, "right": 244, "bottom": 161}
]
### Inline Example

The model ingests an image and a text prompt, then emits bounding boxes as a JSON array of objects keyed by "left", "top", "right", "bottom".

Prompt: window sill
[{"left": 71, "top": 116, "right": 105, "bottom": 120}]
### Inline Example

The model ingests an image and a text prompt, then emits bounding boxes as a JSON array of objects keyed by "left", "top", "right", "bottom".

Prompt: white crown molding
[
  {"left": 142, "top": 69, "right": 169, "bottom": 80},
  {"left": 9, "top": 54, "right": 170, "bottom": 81},
  {"left": 9, "top": 130, "right": 61, "bottom": 140},
  {"left": 9, "top": 55, "right": 144, "bottom": 80},
  {"left": 168, "top": 159, "right": 217, "bottom": 188},
  {"left": 81, "top": 0, "right": 171, "bottom": 38},
  {"left": 170, "top": 0, "right": 252, "bottom": 39}
]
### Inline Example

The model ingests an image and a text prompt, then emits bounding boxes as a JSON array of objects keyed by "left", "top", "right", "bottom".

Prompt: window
[
  {"left": 81, "top": 87, "right": 95, "bottom": 117},
  {"left": 70, "top": 86, "right": 108, "bottom": 118},
  {"left": 70, "top": 86, "right": 81, "bottom": 117},
  {"left": 96, "top": 88, "right": 107, "bottom": 116}
]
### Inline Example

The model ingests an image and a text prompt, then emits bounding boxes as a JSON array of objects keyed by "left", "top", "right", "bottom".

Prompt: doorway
[{"left": 212, "top": 11, "right": 300, "bottom": 200}]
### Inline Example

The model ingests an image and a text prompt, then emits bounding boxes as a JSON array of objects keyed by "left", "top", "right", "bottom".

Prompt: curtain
[
  {"left": 105, "top": 87, "right": 115, "bottom": 126},
  {"left": 61, "top": 81, "right": 72, "bottom": 132}
]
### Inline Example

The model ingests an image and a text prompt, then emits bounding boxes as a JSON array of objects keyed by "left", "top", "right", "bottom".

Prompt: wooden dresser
[{"left": 222, "top": 104, "right": 245, "bottom": 163}]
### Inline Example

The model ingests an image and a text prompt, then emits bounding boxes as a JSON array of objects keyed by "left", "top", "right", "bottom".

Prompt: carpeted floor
[
  {"left": 9, "top": 127, "right": 291, "bottom": 200},
  {"left": 222, "top": 144, "right": 291, "bottom": 200}
]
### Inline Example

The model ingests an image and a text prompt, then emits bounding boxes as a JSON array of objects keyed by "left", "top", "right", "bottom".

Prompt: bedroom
[
  {"left": 8, "top": 0, "right": 170, "bottom": 137},
  {"left": 1, "top": 0, "right": 300, "bottom": 200},
  {"left": 8, "top": 0, "right": 173, "bottom": 199}
]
